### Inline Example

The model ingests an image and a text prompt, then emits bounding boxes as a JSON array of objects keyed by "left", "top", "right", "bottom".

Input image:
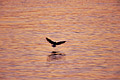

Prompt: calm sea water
[{"left": 0, "top": 0, "right": 120, "bottom": 80}]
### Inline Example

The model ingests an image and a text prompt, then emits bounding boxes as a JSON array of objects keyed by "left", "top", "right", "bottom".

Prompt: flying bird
[{"left": 46, "top": 37, "right": 66, "bottom": 47}]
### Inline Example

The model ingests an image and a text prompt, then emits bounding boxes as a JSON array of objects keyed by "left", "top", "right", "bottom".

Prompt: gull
[{"left": 46, "top": 37, "right": 66, "bottom": 47}]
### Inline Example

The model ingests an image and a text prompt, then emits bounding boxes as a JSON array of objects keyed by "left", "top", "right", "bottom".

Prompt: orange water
[{"left": 0, "top": 0, "right": 120, "bottom": 80}]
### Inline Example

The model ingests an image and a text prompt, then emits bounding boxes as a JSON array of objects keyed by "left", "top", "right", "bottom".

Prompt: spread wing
[
  {"left": 56, "top": 41, "right": 66, "bottom": 45},
  {"left": 46, "top": 37, "right": 55, "bottom": 44}
]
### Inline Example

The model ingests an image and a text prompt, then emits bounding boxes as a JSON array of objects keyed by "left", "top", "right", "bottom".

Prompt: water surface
[{"left": 0, "top": 0, "right": 120, "bottom": 80}]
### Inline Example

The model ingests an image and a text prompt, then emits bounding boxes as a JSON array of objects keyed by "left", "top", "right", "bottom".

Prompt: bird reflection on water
[{"left": 47, "top": 51, "right": 66, "bottom": 61}]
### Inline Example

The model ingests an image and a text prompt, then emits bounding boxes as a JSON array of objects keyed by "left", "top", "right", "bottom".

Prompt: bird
[{"left": 46, "top": 37, "right": 66, "bottom": 47}]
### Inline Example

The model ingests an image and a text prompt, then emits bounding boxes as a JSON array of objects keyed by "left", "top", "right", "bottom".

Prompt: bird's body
[
  {"left": 46, "top": 37, "right": 66, "bottom": 47},
  {"left": 52, "top": 44, "right": 56, "bottom": 47}
]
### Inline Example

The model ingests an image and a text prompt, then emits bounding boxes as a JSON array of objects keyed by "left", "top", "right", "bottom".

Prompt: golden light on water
[{"left": 0, "top": 0, "right": 120, "bottom": 80}]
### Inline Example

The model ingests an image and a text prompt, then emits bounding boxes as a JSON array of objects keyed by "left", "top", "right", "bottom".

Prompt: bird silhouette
[{"left": 46, "top": 37, "right": 66, "bottom": 47}]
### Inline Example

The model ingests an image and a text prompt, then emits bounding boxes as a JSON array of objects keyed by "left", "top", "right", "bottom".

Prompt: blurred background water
[{"left": 0, "top": 0, "right": 120, "bottom": 80}]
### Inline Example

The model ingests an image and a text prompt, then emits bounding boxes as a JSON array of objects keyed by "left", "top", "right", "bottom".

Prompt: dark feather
[
  {"left": 46, "top": 37, "right": 66, "bottom": 47},
  {"left": 56, "top": 41, "right": 66, "bottom": 45},
  {"left": 46, "top": 38, "right": 55, "bottom": 44}
]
